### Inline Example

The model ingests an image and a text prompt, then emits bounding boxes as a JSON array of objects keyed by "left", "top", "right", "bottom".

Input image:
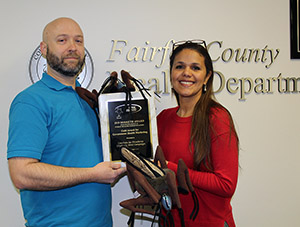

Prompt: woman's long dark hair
[{"left": 170, "top": 42, "right": 239, "bottom": 171}]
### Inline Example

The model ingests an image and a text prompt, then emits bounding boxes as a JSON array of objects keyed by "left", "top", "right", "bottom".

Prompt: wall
[{"left": 0, "top": 1, "right": 299, "bottom": 226}]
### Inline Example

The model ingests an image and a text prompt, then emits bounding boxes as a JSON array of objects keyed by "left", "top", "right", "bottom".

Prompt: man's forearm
[{"left": 8, "top": 157, "right": 94, "bottom": 191}]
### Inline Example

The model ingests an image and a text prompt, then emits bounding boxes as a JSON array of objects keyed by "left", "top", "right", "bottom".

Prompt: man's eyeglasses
[{"left": 172, "top": 39, "right": 207, "bottom": 52}]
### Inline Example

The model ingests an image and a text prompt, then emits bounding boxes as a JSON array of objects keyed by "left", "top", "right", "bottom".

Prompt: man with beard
[{"left": 7, "top": 18, "right": 126, "bottom": 227}]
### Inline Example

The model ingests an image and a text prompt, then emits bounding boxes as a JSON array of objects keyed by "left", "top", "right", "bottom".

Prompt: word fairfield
[{"left": 107, "top": 39, "right": 174, "bottom": 68}]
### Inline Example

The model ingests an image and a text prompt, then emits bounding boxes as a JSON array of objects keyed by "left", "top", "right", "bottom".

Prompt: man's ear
[{"left": 40, "top": 41, "right": 47, "bottom": 58}]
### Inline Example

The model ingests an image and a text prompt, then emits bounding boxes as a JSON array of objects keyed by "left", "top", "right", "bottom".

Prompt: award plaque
[{"left": 99, "top": 91, "right": 158, "bottom": 161}]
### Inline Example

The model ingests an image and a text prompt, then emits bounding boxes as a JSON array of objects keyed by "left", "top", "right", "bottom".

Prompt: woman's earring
[{"left": 202, "top": 84, "right": 207, "bottom": 94}]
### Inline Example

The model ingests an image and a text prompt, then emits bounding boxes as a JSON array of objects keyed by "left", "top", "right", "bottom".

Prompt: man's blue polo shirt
[{"left": 7, "top": 73, "right": 112, "bottom": 227}]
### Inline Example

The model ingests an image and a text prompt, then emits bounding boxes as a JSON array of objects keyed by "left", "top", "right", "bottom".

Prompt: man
[{"left": 7, "top": 17, "right": 126, "bottom": 226}]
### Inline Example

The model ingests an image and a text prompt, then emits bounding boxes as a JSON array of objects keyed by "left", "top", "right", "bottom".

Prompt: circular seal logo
[{"left": 29, "top": 46, "right": 94, "bottom": 88}]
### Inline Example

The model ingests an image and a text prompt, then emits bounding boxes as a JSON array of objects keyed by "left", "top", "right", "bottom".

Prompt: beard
[{"left": 46, "top": 48, "right": 85, "bottom": 77}]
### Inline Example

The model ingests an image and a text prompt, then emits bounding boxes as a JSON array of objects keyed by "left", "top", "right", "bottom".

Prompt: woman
[{"left": 157, "top": 40, "right": 239, "bottom": 227}]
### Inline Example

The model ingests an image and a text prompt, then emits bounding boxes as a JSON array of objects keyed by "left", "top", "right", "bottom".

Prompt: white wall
[{"left": 1, "top": 1, "right": 299, "bottom": 226}]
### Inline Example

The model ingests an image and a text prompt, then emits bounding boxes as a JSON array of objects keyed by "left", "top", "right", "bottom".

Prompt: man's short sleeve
[{"left": 7, "top": 100, "right": 48, "bottom": 160}]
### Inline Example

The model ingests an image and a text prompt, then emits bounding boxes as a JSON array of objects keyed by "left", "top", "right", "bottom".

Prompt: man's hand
[{"left": 91, "top": 161, "right": 126, "bottom": 184}]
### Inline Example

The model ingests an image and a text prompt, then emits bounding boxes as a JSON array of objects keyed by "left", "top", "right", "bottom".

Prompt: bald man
[{"left": 7, "top": 17, "right": 125, "bottom": 226}]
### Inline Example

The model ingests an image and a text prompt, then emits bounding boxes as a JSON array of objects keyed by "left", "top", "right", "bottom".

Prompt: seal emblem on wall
[{"left": 29, "top": 46, "right": 94, "bottom": 88}]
